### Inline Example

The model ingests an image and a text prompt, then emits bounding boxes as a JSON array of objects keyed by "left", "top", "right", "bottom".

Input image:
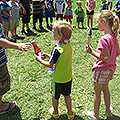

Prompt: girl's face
[
  {"left": 52, "top": 26, "right": 62, "bottom": 40},
  {"left": 96, "top": 19, "right": 104, "bottom": 31}
]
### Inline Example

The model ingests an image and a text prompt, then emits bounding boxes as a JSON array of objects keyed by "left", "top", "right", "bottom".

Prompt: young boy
[
  {"left": 8, "top": 0, "right": 22, "bottom": 40},
  {"left": 54, "top": 0, "right": 65, "bottom": 20},
  {"left": 32, "top": 0, "right": 45, "bottom": 31},
  {"left": 99, "top": 0, "right": 108, "bottom": 12},
  {"left": 74, "top": 0, "right": 85, "bottom": 28},
  {"left": 34, "top": 21, "right": 75, "bottom": 119},
  {"left": 19, "top": 0, "right": 34, "bottom": 35},
  {"left": 0, "top": 0, "right": 15, "bottom": 42}
]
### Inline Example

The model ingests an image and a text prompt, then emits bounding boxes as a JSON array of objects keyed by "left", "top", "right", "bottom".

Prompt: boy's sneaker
[
  {"left": 27, "top": 28, "right": 34, "bottom": 33},
  {"left": 21, "top": 30, "right": 27, "bottom": 35},
  {"left": 6, "top": 37, "right": 16, "bottom": 43},
  {"left": 47, "top": 25, "right": 51, "bottom": 29},
  {"left": 39, "top": 25, "right": 45, "bottom": 30},
  {"left": 11, "top": 35, "right": 16, "bottom": 39},
  {"left": 33, "top": 27, "right": 37, "bottom": 31}
]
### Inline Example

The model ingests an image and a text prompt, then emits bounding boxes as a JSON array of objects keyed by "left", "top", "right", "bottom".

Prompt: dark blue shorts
[
  {"left": 52, "top": 80, "right": 72, "bottom": 99},
  {"left": 77, "top": 17, "right": 84, "bottom": 22},
  {"left": 43, "top": 11, "right": 55, "bottom": 18}
]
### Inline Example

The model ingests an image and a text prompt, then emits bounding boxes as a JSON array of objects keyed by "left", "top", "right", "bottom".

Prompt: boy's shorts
[
  {"left": 0, "top": 64, "right": 10, "bottom": 96},
  {"left": 56, "top": 14, "right": 63, "bottom": 18},
  {"left": 33, "top": 13, "right": 43, "bottom": 23},
  {"left": 10, "top": 18, "right": 19, "bottom": 29},
  {"left": 3, "top": 21, "right": 10, "bottom": 32},
  {"left": 52, "top": 80, "right": 72, "bottom": 99},
  {"left": 22, "top": 14, "right": 30, "bottom": 24},
  {"left": 77, "top": 17, "right": 84, "bottom": 22},
  {"left": 93, "top": 70, "right": 113, "bottom": 84}
]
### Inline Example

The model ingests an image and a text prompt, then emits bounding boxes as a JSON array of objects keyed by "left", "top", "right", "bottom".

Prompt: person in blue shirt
[
  {"left": 0, "top": 0, "right": 15, "bottom": 42},
  {"left": 115, "top": 0, "right": 120, "bottom": 23}
]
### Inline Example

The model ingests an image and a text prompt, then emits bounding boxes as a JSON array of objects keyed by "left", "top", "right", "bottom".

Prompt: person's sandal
[
  {"left": 67, "top": 108, "right": 75, "bottom": 120},
  {"left": 48, "top": 107, "right": 60, "bottom": 119}
]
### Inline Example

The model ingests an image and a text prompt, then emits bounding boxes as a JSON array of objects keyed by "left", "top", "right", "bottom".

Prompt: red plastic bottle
[{"left": 31, "top": 40, "right": 45, "bottom": 60}]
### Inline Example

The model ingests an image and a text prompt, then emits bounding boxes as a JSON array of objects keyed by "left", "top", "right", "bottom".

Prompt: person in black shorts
[{"left": 19, "top": 0, "right": 34, "bottom": 35}]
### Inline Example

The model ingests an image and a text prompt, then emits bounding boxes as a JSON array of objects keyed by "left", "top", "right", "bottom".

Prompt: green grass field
[{"left": 0, "top": 0, "right": 120, "bottom": 120}]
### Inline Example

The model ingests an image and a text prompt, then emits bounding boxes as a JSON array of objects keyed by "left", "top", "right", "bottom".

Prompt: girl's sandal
[
  {"left": 48, "top": 107, "right": 60, "bottom": 119},
  {"left": 106, "top": 106, "right": 113, "bottom": 118},
  {"left": 67, "top": 108, "right": 75, "bottom": 120}
]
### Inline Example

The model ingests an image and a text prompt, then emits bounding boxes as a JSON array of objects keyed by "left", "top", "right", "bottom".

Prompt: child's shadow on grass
[
  {"left": 48, "top": 114, "right": 84, "bottom": 120},
  {"left": 0, "top": 105, "right": 22, "bottom": 120}
]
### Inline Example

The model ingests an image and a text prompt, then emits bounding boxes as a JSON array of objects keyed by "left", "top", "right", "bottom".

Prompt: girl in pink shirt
[{"left": 83, "top": 10, "right": 120, "bottom": 120}]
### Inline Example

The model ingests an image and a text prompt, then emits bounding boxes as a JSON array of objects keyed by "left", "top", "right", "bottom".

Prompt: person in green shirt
[
  {"left": 74, "top": 0, "right": 85, "bottom": 29},
  {"left": 34, "top": 20, "right": 75, "bottom": 120},
  {"left": 99, "top": 0, "right": 108, "bottom": 12}
]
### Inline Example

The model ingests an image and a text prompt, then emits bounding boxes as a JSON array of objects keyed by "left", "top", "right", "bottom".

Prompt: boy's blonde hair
[
  {"left": 52, "top": 20, "right": 72, "bottom": 40},
  {"left": 95, "top": 10, "right": 119, "bottom": 38}
]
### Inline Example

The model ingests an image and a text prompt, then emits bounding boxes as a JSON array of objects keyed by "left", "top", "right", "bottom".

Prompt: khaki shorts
[
  {"left": 0, "top": 64, "right": 10, "bottom": 96},
  {"left": 10, "top": 18, "right": 19, "bottom": 29},
  {"left": 3, "top": 21, "right": 10, "bottom": 32}
]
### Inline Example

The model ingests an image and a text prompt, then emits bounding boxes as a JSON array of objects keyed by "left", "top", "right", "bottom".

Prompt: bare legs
[
  {"left": 87, "top": 15, "right": 93, "bottom": 28},
  {"left": 92, "top": 81, "right": 112, "bottom": 120},
  {"left": 52, "top": 95, "right": 73, "bottom": 117}
]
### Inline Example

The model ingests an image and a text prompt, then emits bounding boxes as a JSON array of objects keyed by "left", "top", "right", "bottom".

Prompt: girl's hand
[
  {"left": 76, "top": 15, "right": 78, "bottom": 17},
  {"left": 85, "top": 45, "right": 93, "bottom": 54},
  {"left": 23, "top": 9, "right": 26, "bottom": 15},
  {"left": 8, "top": 15, "right": 12, "bottom": 20}
]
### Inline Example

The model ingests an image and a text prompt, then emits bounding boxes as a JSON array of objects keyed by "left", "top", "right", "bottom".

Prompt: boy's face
[{"left": 77, "top": 3, "right": 81, "bottom": 7}]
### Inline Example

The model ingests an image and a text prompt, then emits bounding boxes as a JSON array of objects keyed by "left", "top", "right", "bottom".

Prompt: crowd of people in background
[
  {"left": 0, "top": 0, "right": 120, "bottom": 42},
  {"left": 0, "top": 0, "right": 119, "bottom": 43}
]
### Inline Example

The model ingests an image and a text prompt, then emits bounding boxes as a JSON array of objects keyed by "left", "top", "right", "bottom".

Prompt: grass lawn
[{"left": 0, "top": 0, "right": 120, "bottom": 120}]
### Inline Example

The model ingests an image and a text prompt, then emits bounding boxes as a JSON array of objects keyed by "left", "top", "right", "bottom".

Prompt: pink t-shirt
[{"left": 92, "top": 33, "right": 118, "bottom": 73}]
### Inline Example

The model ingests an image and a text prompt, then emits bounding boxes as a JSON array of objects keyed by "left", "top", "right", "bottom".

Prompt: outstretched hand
[{"left": 18, "top": 43, "right": 31, "bottom": 51}]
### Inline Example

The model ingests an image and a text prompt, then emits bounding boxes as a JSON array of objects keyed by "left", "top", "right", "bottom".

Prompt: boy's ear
[{"left": 60, "top": 33, "right": 63, "bottom": 39}]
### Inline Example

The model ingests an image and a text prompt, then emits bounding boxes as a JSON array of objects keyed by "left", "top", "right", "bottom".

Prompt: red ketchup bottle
[{"left": 31, "top": 40, "right": 45, "bottom": 60}]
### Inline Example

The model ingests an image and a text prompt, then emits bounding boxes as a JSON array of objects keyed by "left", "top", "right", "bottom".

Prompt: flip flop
[
  {"left": 48, "top": 107, "right": 60, "bottom": 119},
  {"left": 67, "top": 108, "right": 75, "bottom": 120},
  {"left": 0, "top": 101, "right": 16, "bottom": 115},
  {"left": 82, "top": 111, "right": 95, "bottom": 120},
  {"left": 107, "top": 106, "right": 113, "bottom": 118}
]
